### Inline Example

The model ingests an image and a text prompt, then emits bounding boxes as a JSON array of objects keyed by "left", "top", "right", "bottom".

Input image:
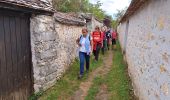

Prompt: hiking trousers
[
  {"left": 102, "top": 40, "right": 107, "bottom": 55},
  {"left": 93, "top": 44, "right": 101, "bottom": 61},
  {"left": 107, "top": 38, "right": 110, "bottom": 50},
  {"left": 79, "top": 52, "right": 90, "bottom": 75}
]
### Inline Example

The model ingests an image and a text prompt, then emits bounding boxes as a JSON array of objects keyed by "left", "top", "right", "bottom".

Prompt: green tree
[
  {"left": 88, "top": 1, "right": 106, "bottom": 20},
  {"left": 53, "top": 0, "right": 90, "bottom": 12},
  {"left": 114, "top": 7, "right": 127, "bottom": 21},
  {"left": 52, "top": 0, "right": 107, "bottom": 21}
]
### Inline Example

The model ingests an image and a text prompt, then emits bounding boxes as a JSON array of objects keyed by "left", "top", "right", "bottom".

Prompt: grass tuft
[
  {"left": 85, "top": 42, "right": 135, "bottom": 100},
  {"left": 85, "top": 76, "right": 104, "bottom": 100},
  {"left": 38, "top": 54, "right": 103, "bottom": 100}
]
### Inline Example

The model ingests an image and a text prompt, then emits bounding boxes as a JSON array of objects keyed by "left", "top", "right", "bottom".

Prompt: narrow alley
[
  {"left": 0, "top": 0, "right": 170, "bottom": 100},
  {"left": 37, "top": 44, "right": 135, "bottom": 100}
]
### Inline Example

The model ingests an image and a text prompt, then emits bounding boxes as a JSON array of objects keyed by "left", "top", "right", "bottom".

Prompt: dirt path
[
  {"left": 70, "top": 51, "right": 113, "bottom": 100},
  {"left": 95, "top": 84, "right": 110, "bottom": 100}
]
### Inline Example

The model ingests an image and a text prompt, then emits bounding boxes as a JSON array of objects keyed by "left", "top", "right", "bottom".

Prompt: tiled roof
[{"left": 0, "top": 0, "right": 54, "bottom": 12}]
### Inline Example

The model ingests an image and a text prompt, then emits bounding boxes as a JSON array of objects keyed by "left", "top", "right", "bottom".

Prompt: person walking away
[
  {"left": 101, "top": 26, "right": 107, "bottom": 55},
  {"left": 92, "top": 26, "right": 102, "bottom": 61},
  {"left": 106, "top": 29, "right": 111, "bottom": 50},
  {"left": 76, "top": 28, "right": 93, "bottom": 79},
  {"left": 111, "top": 29, "right": 117, "bottom": 50}
]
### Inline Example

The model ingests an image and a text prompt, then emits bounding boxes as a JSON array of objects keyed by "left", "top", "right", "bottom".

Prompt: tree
[
  {"left": 53, "top": 0, "right": 90, "bottom": 12},
  {"left": 52, "top": 0, "right": 107, "bottom": 21},
  {"left": 114, "top": 7, "right": 127, "bottom": 21}
]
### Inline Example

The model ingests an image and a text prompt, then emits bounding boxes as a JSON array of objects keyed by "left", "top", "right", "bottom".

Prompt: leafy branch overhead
[
  {"left": 53, "top": 0, "right": 106, "bottom": 20},
  {"left": 52, "top": 0, "right": 124, "bottom": 28}
]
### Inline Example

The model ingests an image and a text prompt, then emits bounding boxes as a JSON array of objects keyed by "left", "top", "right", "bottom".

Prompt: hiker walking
[
  {"left": 76, "top": 27, "right": 93, "bottom": 79},
  {"left": 92, "top": 26, "right": 102, "bottom": 61},
  {"left": 101, "top": 26, "right": 107, "bottom": 55},
  {"left": 111, "top": 29, "right": 117, "bottom": 50},
  {"left": 106, "top": 28, "right": 111, "bottom": 50}
]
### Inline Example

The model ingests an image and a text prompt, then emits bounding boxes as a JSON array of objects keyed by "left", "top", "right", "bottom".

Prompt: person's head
[
  {"left": 101, "top": 26, "right": 107, "bottom": 32},
  {"left": 95, "top": 26, "right": 100, "bottom": 32},
  {"left": 107, "top": 27, "right": 110, "bottom": 31},
  {"left": 82, "top": 27, "right": 88, "bottom": 36},
  {"left": 112, "top": 28, "right": 115, "bottom": 32}
]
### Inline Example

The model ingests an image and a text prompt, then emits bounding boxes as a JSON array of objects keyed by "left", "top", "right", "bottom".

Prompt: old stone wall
[
  {"left": 87, "top": 16, "right": 103, "bottom": 33},
  {"left": 31, "top": 15, "right": 83, "bottom": 92},
  {"left": 92, "top": 17, "right": 103, "bottom": 31},
  {"left": 118, "top": 0, "right": 170, "bottom": 99}
]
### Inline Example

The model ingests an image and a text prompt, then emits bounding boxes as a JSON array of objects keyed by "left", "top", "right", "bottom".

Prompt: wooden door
[{"left": 0, "top": 9, "right": 33, "bottom": 100}]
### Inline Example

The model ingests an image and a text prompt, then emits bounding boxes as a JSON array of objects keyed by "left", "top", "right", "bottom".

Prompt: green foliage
[
  {"left": 114, "top": 8, "right": 127, "bottom": 21},
  {"left": 88, "top": 1, "right": 106, "bottom": 20},
  {"left": 53, "top": 0, "right": 90, "bottom": 12},
  {"left": 52, "top": 0, "right": 127, "bottom": 28},
  {"left": 85, "top": 42, "right": 136, "bottom": 100},
  {"left": 85, "top": 76, "right": 104, "bottom": 100},
  {"left": 29, "top": 91, "right": 43, "bottom": 100},
  {"left": 105, "top": 43, "right": 134, "bottom": 100},
  {"left": 111, "top": 20, "right": 118, "bottom": 29},
  {"left": 53, "top": 0, "right": 106, "bottom": 20}
]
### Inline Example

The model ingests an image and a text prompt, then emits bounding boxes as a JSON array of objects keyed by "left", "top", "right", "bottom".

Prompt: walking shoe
[
  {"left": 94, "top": 59, "right": 98, "bottom": 63},
  {"left": 78, "top": 74, "right": 83, "bottom": 79},
  {"left": 86, "top": 70, "right": 89, "bottom": 73}
]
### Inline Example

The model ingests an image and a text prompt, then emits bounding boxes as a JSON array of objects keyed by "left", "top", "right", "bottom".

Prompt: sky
[{"left": 89, "top": 0, "right": 131, "bottom": 18}]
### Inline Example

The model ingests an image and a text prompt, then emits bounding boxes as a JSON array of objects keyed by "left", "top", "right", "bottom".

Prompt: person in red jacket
[
  {"left": 92, "top": 26, "right": 102, "bottom": 61},
  {"left": 111, "top": 29, "right": 117, "bottom": 50}
]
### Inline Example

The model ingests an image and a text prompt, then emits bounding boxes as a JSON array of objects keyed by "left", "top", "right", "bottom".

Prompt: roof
[
  {"left": 80, "top": 13, "right": 92, "bottom": 20},
  {"left": 0, "top": 0, "right": 54, "bottom": 13},
  {"left": 80, "top": 13, "right": 103, "bottom": 23},
  {"left": 120, "top": 0, "right": 151, "bottom": 23},
  {"left": 54, "top": 12, "right": 86, "bottom": 26}
]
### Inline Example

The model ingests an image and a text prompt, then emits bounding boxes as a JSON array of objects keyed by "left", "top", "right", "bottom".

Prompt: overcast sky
[{"left": 89, "top": 0, "right": 131, "bottom": 18}]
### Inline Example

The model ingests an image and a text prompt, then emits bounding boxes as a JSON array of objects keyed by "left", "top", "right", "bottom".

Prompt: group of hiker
[{"left": 76, "top": 26, "right": 117, "bottom": 79}]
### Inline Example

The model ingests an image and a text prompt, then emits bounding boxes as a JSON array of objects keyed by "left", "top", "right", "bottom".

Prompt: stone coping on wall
[{"left": 54, "top": 12, "right": 86, "bottom": 26}]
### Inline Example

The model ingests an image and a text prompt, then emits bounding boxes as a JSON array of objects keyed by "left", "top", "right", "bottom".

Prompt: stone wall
[
  {"left": 117, "top": 23, "right": 127, "bottom": 52},
  {"left": 118, "top": 0, "right": 170, "bottom": 99},
  {"left": 87, "top": 16, "right": 103, "bottom": 33},
  {"left": 31, "top": 15, "right": 83, "bottom": 92},
  {"left": 91, "top": 16, "right": 103, "bottom": 32}
]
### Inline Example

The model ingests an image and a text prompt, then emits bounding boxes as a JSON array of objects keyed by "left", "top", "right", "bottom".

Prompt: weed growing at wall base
[
  {"left": 85, "top": 42, "right": 136, "bottom": 100},
  {"left": 105, "top": 44, "right": 135, "bottom": 100},
  {"left": 38, "top": 55, "right": 103, "bottom": 100}
]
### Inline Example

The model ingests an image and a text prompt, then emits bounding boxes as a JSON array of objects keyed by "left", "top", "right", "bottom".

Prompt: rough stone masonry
[{"left": 30, "top": 14, "right": 85, "bottom": 92}]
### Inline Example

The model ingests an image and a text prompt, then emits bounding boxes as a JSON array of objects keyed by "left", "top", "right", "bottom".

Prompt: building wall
[
  {"left": 88, "top": 16, "right": 103, "bottom": 33},
  {"left": 117, "top": 23, "right": 127, "bottom": 51},
  {"left": 118, "top": 0, "right": 170, "bottom": 99},
  {"left": 30, "top": 15, "right": 83, "bottom": 92}
]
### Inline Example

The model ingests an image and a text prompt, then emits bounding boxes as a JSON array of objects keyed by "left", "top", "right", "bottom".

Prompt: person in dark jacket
[
  {"left": 106, "top": 28, "right": 111, "bottom": 50},
  {"left": 101, "top": 26, "right": 107, "bottom": 55}
]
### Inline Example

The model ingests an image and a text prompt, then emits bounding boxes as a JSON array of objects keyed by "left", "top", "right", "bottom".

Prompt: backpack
[
  {"left": 106, "top": 31, "right": 111, "bottom": 38},
  {"left": 78, "top": 34, "right": 92, "bottom": 46},
  {"left": 80, "top": 34, "right": 91, "bottom": 41},
  {"left": 92, "top": 31, "right": 102, "bottom": 42}
]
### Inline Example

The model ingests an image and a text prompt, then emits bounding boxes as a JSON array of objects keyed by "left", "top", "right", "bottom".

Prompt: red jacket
[
  {"left": 112, "top": 32, "right": 117, "bottom": 39},
  {"left": 92, "top": 31, "right": 102, "bottom": 50}
]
